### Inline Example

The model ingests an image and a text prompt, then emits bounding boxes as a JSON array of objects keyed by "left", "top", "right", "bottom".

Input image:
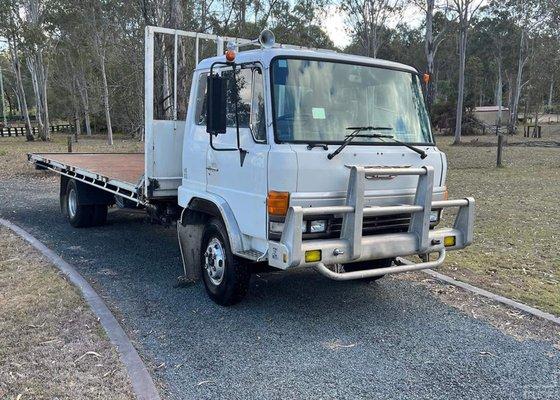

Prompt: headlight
[
  {"left": 269, "top": 221, "right": 284, "bottom": 233},
  {"left": 309, "top": 220, "right": 327, "bottom": 233},
  {"left": 430, "top": 210, "right": 442, "bottom": 225},
  {"left": 269, "top": 221, "right": 308, "bottom": 234}
]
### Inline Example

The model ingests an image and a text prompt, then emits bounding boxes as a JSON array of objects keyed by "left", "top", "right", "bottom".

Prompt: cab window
[{"left": 195, "top": 67, "right": 267, "bottom": 143}]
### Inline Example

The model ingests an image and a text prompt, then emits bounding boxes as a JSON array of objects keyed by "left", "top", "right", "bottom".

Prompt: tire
[
  {"left": 342, "top": 258, "right": 394, "bottom": 281},
  {"left": 201, "top": 218, "right": 250, "bottom": 306},
  {"left": 65, "top": 180, "right": 95, "bottom": 228}
]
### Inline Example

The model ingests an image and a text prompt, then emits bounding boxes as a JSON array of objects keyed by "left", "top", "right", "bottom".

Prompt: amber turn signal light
[
  {"left": 267, "top": 191, "right": 290, "bottom": 216},
  {"left": 225, "top": 49, "right": 236, "bottom": 62}
]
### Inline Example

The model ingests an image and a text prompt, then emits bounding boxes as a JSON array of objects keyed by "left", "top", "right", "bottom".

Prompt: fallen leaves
[{"left": 75, "top": 351, "right": 102, "bottom": 363}]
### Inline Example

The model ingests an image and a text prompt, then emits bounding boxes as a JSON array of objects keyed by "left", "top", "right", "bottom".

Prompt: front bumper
[{"left": 267, "top": 166, "right": 475, "bottom": 277}]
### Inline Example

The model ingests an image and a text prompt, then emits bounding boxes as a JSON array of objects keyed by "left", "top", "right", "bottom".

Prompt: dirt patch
[{"left": 0, "top": 227, "right": 134, "bottom": 399}]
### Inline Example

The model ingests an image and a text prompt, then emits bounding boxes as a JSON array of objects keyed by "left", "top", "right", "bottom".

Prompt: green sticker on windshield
[{"left": 312, "top": 107, "right": 326, "bottom": 119}]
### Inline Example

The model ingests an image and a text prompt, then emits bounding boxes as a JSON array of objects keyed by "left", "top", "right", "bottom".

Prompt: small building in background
[{"left": 473, "top": 106, "right": 510, "bottom": 126}]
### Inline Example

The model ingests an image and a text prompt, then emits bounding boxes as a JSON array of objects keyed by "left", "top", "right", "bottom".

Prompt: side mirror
[{"left": 206, "top": 74, "right": 227, "bottom": 134}]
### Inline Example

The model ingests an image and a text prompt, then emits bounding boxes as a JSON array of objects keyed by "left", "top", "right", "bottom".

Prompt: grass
[
  {"left": 437, "top": 133, "right": 560, "bottom": 316},
  {"left": 0, "top": 226, "right": 134, "bottom": 399}
]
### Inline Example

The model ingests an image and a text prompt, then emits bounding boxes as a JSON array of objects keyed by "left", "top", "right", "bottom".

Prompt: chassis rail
[{"left": 268, "top": 165, "right": 475, "bottom": 278}]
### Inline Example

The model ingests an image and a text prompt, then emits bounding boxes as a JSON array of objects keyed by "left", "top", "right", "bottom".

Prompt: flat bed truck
[{"left": 29, "top": 26, "right": 475, "bottom": 306}]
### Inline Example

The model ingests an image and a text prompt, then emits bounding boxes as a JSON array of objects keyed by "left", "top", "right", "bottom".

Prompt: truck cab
[{"left": 177, "top": 41, "right": 474, "bottom": 305}]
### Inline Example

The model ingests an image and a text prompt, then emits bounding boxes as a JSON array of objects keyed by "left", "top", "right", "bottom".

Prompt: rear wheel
[
  {"left": 65, "top": 180, "right": 95, "bottom": 228},
  {"left": 342, "top": 258, "right": 394, "bottom": 281},
  {"left": 201, "top": 219, "right": 250, "bottom": 306}
]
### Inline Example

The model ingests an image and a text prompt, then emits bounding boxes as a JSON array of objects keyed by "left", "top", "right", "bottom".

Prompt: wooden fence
[{"left": 0, "top": 124, "right": 73, "bottom": 137}]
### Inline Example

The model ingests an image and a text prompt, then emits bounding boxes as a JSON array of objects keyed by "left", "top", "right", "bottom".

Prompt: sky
[{"left": 321, "top": 3, "right": 434, "bottom": 49}]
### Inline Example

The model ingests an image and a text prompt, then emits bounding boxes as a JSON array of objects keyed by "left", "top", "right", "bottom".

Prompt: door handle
[{"left": 206, "top": 166, "right": 219, "bottom": 172}]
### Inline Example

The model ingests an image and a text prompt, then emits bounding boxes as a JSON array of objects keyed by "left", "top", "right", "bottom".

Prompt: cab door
[{"left": 206, "top": 66, "right": 270, "bottom": 243}]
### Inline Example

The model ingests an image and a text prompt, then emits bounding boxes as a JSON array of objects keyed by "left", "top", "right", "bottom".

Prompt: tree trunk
[
  {"left": 533, "top": 97, "right": 540, "bottom": 137},
  {"left": 508, "top": 30, "right": 526, "bottom": 135},
  {"left": 76, "top": 75, "right": 92, "bottom": 136},
  {"left": 424, "top": 0, "right": 436, "bottom": 111},
  {"left": 454, "top": 27, "right": 467, "bottom": 144},
  {"left": 84, "top": 110, "right": 92, "bottom": 135},
  {"left": 10, "top": 42, "right": 34, "bottom": 141},
  {"left": 496, "top": 60, "right": 503, "bottom": 125},
  {"left": 74, "top": 107, "right": 81, "bottom": 138},
  {"left": 548, "top": 78, "right": 554, "bottom": 109},
  {"left": 100, "top": 54, "right": 113, "bottom": 145},
  {"left": 40, "top": 58, "right": 50, "bottom": 141},
  {"left": 0, "top": 65, "right": 7, "bottom": 126},
  {"left": 28, "top": 58, "right": 43, "bottom": 131}
]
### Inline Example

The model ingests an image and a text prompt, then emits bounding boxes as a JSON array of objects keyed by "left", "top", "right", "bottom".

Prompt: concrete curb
[
  {"left": 396, "top": 258, "right": 560, "bottom": 326},
  {"left": 0, "top": 218, "right": 161, "bottom": 400}
]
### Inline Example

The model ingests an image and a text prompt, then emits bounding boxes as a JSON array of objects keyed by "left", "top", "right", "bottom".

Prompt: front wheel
[{"left": 201, "top": 219, "right": 250, "bottom": 306}]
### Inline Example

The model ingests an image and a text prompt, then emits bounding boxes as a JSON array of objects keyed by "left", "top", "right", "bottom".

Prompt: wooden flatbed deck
[
  {"left": 31, "top": 153, "right": 144, "bottom": 186},
  {"left": 28, "top": 152, "right": 146, "bottom": 203}
]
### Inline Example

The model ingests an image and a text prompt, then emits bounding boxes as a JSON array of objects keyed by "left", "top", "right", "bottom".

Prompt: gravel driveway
[{"left": 1, "top": 176, "right": 559, "bottom": 400}]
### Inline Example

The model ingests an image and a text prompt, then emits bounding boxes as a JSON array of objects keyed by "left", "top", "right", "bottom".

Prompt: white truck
[{"left": 29, "top": 26, "right": 475, "bottom": 306}]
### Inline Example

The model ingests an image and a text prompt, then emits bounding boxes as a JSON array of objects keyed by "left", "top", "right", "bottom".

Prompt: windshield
[{"left": 271, "top": 58, "right": 433, "bottom": 144}]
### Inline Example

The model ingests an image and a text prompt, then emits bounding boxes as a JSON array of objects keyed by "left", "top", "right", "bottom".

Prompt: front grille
[
  {"left": 268, "top": 213, "right": 412, "bottom": 241},
  {"left": 328, "top": 213, "right": 411, "bottom": 237}
]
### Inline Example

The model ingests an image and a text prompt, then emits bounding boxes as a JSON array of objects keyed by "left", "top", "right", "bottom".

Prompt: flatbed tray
[{"left": 29, "top": 152, "right": 145, "bottom": 203}]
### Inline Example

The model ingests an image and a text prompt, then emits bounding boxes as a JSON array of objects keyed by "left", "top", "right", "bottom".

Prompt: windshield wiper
[
  {"left": 355, "top": 133, "right": 428, "bottom": 159},
  {"left": 327, "top": 126, "right": 393, "bottom": 160}
]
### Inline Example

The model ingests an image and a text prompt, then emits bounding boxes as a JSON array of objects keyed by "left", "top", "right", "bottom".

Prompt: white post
[
  {"left": 216, "top": 37, "right": 223, "bottom": 56},
  {"left": 173, "top": 32, "right": 178, "bottom": 121},
  {"left": 144, "top": 26, "right": 155, "bottom": 194},
  {"left": 195, "top": 34, "right": 199, "bottom": 66}
]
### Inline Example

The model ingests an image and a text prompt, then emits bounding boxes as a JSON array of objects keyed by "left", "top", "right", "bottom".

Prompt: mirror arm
[
  {"left": 232, "top": 65, "right": 248, "bottom": 167},
  {"left": 209, "top": 133, "right": 237, "bottom": 152},
  {"left": 208, "top": 61, "right": 248, "bottom": 166},
  {"left": 208, "top": 61, "right": 239, "bottom": 152}
]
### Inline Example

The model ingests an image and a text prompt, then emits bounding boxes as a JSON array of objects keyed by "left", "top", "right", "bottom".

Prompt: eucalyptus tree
[
  {"left": 21, "top": 0, "right": 52, "bottom": 140},
  {"left": 471, "top": 3, "right": 519, "bottom": 125},
  {"left": 0, "top": 0, "right": 34, "bottom": 141},
  {"left": 341, "top": 0, "right": 403, "bottom": 58},
  {"left": 494, "top": 0, "right": 550, "bottom": 134},
  {"left": 450, "top": 0, "right": 484, "bottom": 144},
  {"left": 413, "top": 0, "right": 455, "bottom": 111}
]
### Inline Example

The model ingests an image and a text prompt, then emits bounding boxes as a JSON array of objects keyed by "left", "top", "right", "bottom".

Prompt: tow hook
[{"left": 333, "top": 248, "right": 345, "bottom": 256}]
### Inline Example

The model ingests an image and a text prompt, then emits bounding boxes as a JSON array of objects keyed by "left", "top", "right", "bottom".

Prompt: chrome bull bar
[{"left": 267, "top": 165, "right": 475, "bottom": 278}]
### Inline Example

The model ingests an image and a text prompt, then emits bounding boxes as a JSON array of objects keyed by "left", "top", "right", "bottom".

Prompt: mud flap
[{"left": 177, "top": 221, "right": 204, "bottom": 282}]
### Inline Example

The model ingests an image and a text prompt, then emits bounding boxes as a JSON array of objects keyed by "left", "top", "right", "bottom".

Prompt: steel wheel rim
[
  {"left": 204, "top": 237, "right": 225, "bottom": 286},
  {"left": 68, "top": 188, "right": 78, "bottom": 218}
]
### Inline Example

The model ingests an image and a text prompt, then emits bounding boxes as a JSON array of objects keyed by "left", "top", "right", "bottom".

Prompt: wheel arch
[{"left": 180, "top": 196, "right": 245, "bottom": 254}]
